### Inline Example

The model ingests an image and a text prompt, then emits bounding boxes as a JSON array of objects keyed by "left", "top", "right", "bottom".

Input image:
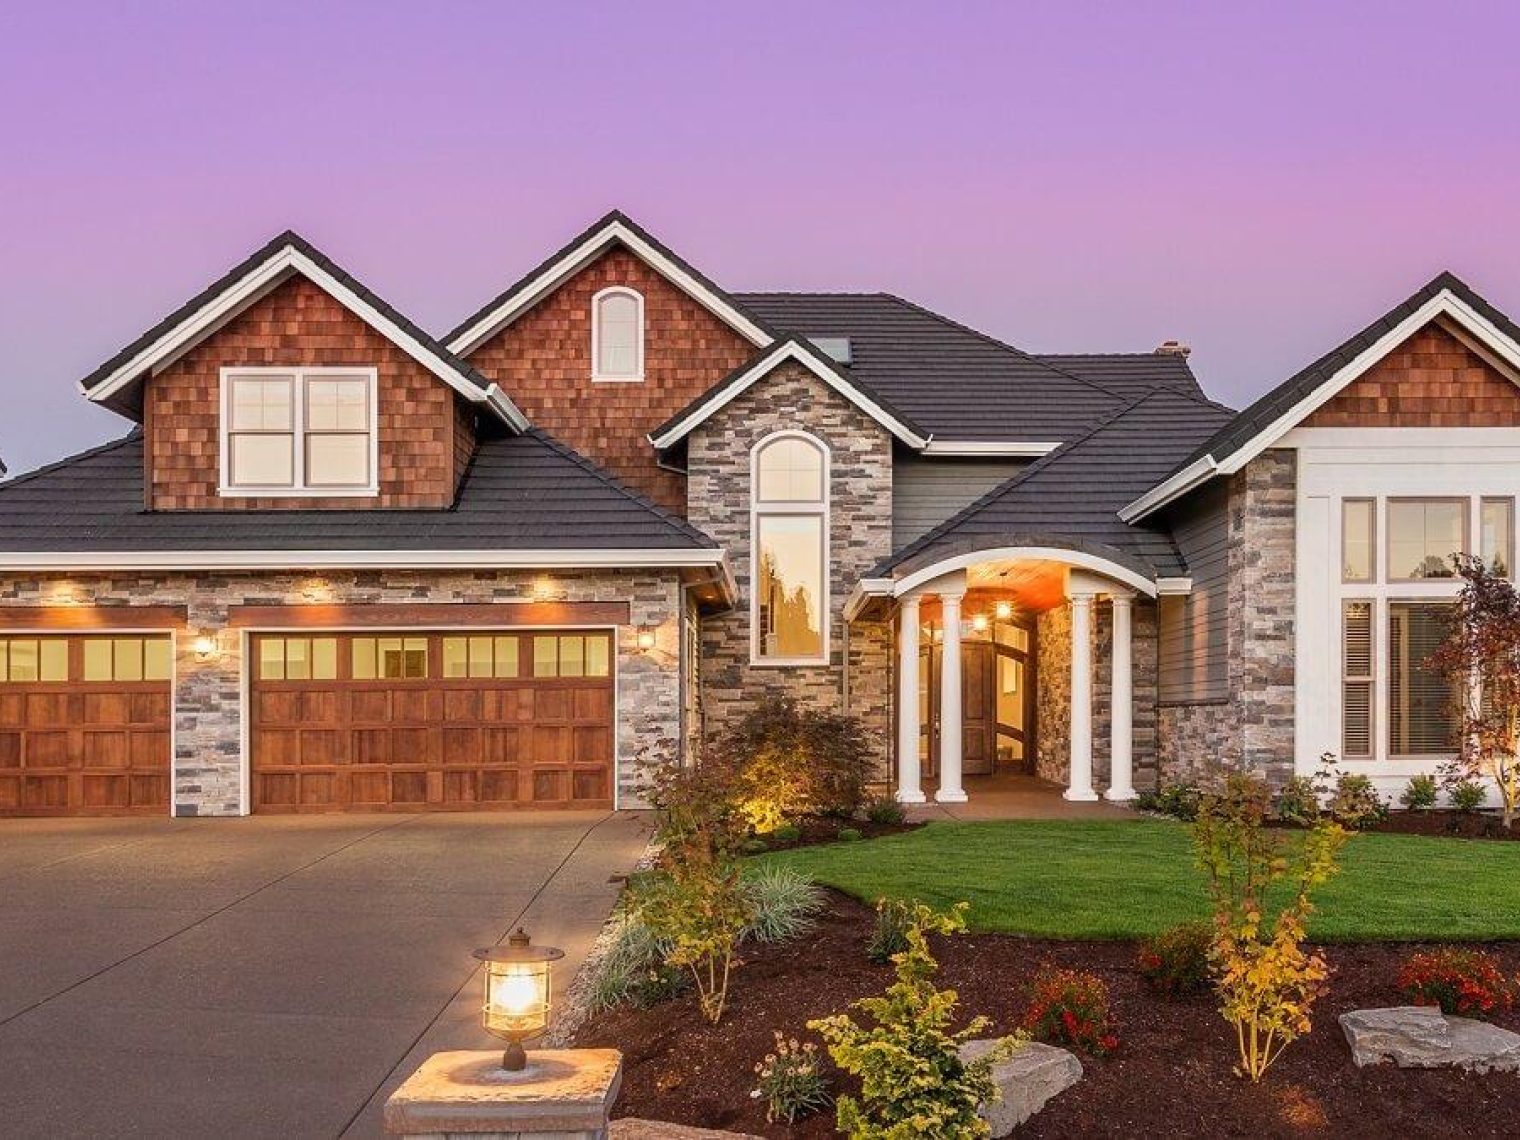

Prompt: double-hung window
[
  {"left": 751, "top": 432, "right": 829, "bottom": 664},
  {"left": 221, "top": 367, "right": 377, "bottom": 495}
]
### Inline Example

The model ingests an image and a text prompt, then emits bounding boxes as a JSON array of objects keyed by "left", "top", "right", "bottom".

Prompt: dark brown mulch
[
  {"left": 755, "top": 816, "right": 922, "bottom": 852},
  {"left": 1368, "top": 810, "right": 1517, "bottom": 841},
  {"left": 573, "top": 891, "right": 1520, "bottom": 1138}
]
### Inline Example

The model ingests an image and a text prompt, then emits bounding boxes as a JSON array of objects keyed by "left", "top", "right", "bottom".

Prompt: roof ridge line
[
  {"left": 0, "top": 432, "right": 141, "bottom": 492},
  {"left": 523, "top": 428, "right": 718, "bottom": 548}
]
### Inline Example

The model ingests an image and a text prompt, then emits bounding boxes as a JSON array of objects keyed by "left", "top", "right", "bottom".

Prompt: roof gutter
[
  {"left": 1118, "top": 454, "right": 1219, "bottom": 523},
  {"left": 0, "top": 548, "right": 728, "bottom": 573}
]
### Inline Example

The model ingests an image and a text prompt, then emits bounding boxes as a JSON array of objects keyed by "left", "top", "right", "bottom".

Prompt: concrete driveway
[{"left": 0, "top": 811, "right": 649, "bottom": 1138}]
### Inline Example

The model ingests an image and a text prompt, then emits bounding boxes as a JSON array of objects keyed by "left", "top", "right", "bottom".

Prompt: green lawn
[{"left": 761, "top": 819, "right": 1520, "bottom": 941}]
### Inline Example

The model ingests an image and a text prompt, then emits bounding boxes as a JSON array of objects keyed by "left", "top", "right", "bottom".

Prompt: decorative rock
[
  {"left": 1341, "top": 1007, "right": 1520, "bottom": 1073},
  {"left": 960, "top": 1038, "right": 1083, "bottom": 1137},
  {"left": 610, "top": 1121, "right": 762, "bottom": 1139}
]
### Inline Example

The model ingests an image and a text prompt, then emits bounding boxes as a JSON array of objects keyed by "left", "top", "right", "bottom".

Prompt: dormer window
[
  {"left": 220, "top": 367, "right": 378, "bottom": 496},
  {"left": 591, "top": 287, "right": 644, "bottom": 381}
]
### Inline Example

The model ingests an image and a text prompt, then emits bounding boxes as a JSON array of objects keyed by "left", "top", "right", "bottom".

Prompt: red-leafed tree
[{"left": 1428, "top": 555, "right": 1520, "bottom": 829}]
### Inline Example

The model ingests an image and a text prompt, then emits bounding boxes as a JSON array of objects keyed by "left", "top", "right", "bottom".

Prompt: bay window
[
  {"left": 221, "top": 367, "right": 377, "bottom": 495},
  {"left": 752, "top": 432, "right": 828, "bottom": 663}
]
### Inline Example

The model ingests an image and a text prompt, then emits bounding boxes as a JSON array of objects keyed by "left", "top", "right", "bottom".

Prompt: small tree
[
  {"left": 631, "top": 746, "right": 752, "bottom": 1024},
  {"left": 809, "top": 902, "right": 1021, "bottom": 1138},
  {"left": 1194, "top": 774, "right": 1349, "bottom": 1082},
  {"left": 1428, "top": 555, "right": 1520, "bottom": 829}
]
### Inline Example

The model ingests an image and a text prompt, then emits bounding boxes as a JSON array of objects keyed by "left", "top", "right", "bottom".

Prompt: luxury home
[{"left": 0, "top": 212, "right": 1512, "bottom": 817}]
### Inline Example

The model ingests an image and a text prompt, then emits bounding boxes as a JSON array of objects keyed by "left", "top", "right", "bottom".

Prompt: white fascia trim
[
  {"left": 1119, "top": 454, "right": 1219, "bottom": 523},
  {"left": 920, "top": 440, "right": 1061, "bottom": 457},
  {"left": 0, "top": 548, "right": 728, "bottom": 572},
  {"left": 1155, "top": 576, "right": 1194, "bottom": 595},
  {"left": 447, "top": 219, "right": 772, "bottom": 356},
  {"left": 1124, "top": 288, "right": 1520, "bottom": 524},
  {"left": 843, "top": 577, "right": 893, "bottom": 621},
  {"left": 81, "top": 246, "right": 525, "bottom": 429},
  {"left": 648, "top": 341, "right": 929, "bottom": 451}
]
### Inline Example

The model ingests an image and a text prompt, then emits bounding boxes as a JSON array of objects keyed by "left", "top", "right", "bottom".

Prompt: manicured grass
[{"left": 761, "top": 819, "right": 1520, "bottom": 941}]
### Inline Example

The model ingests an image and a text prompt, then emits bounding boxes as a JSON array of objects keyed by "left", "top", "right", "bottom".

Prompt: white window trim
[
  {"left": 749, "top": 429, "right": 831, "bottom": 667},
  {"left": 218, "top": 366, "right": 380, "bottom": 498},
  {"left": 590, "top": 286, "right": 645, "bottom": 383}
]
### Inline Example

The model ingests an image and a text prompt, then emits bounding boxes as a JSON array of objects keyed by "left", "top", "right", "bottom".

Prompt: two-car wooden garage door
[{"left": 249, "top": 630, "right": 615, "bottom": 812}]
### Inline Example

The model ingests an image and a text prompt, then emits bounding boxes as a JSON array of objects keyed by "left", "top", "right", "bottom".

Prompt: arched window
[
  {"left": 751, "top": 432, "right": 829, "bottom": 663},
  {"left": 591, "top": 287, "right": 644, "bottom": 381}
]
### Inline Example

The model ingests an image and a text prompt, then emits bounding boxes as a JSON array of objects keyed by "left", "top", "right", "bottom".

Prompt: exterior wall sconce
[
  {"left": 994, "top": 600, "right": 1013, "bottom": 622},
  {"left": 193, "top": 633, "right": 218, "bottom": 661},
  {"left": 473, "top": 929, "right": 564, "bottom": 1072},
  {"left": 636, "top": 627, "right": 657, "bottom": 651}
]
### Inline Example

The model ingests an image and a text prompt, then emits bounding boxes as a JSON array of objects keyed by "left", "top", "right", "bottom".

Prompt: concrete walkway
[
  {"left": 0, "top": 811, "right": 650, "bottom": 1139},
  {"left": 905, "top": 773, "right": 1139, "bottom": 821}
]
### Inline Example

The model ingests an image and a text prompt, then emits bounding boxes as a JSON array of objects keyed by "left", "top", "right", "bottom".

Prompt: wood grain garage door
[
  {"left": 0, "top": 636, "right": 173, "bottom": 817},
  {"left": 250, "top": 630, "right": 615, "bottom": 812}
]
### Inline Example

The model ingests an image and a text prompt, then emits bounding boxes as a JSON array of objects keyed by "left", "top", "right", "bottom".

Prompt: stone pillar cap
[{"left": 384, "top": 1049, "right": 622, "bottom": 1136}]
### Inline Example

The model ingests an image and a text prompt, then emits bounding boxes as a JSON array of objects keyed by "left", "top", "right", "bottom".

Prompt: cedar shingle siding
[
  {"left": 1303, "top": 322, "right": 1520, "bottom": 428},
  {"left": 143, "top": 277, "right": 467, "bottom": 510},
  {"left": 466, "top": 247, "right": 755, "bottom": 514}
]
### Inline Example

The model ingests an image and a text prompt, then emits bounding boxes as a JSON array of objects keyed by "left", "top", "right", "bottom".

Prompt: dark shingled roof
[
  {"left": 1174, "top": 271, "right": 1516, "bottom": 475},
  {"left": 1032, "top": 353, "right": 1211, "bottom": 402},
  {"left": 876, "top": 387, "right": 1237, "bottom": 578},
  {"left": 79, "top": 230, "right": 496, "bottom": 405},
  {"left": 0, "top": 431, "right": 715, "bottom": 553},
  {"left": 733, "top": 293, "right": 1132, "bottom": 442}
]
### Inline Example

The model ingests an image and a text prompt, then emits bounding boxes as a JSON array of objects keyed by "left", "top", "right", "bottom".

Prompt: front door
[{"left": 918, "top": 616, "right": 1036, "bottom": 778}]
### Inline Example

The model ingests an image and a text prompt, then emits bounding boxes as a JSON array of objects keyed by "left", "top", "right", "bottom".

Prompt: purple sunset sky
[{"left": 2, "top": 1, "right": 1519, "bottom": 474}]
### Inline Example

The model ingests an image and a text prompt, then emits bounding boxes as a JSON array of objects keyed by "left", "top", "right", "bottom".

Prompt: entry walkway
[{"left": 906, "top": 772, "right": 1139, "bottom": 821}]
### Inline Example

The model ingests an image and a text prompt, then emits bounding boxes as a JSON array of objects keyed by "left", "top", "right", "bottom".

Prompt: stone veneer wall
[
  {"left": 1154, "top": 447, "right": 1298, "bottom": 789},
  {"left": 686, "top": 361, "right": 894, "bottom": 775},
  {"left": 0, "top": 569, "right": 684, "bottom": 815},
  {"left": 1035, "top": 598, "right": 1160, "bottom": 791}
]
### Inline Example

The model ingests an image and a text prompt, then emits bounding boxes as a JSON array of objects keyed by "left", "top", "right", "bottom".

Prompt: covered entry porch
[{"left": 850, "top": 541, "right": 1171, "bottom": 806}]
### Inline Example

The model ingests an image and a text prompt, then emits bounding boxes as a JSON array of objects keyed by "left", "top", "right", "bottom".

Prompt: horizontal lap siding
[
  {"left": 1159, "top": 480, "right": 1229, "bottom": 704},
  {"left": 890, "top": 454, "right": 1030, "bottom": 548}
]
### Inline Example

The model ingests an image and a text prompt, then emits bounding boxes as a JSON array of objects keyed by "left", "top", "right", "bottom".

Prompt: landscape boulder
[
  {"left": 1341, "top": 1006, "right": 1520, "bottom": 1073},
  {"left": 960, "top": 1038, "right": 1083, "bottom": 1137}
]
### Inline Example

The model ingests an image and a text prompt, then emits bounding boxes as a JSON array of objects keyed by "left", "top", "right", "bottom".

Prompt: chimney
[{"left": 1154, "top": 339, "right": 1191, "bottom": 358}]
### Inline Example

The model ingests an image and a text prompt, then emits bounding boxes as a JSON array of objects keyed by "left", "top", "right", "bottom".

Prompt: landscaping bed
[
  {"left": 1368, "top": 810, "right": 1519, "bottom": 842},
  {"left": 573, "top": 889, "right": 1520, "bottom": 1137}
]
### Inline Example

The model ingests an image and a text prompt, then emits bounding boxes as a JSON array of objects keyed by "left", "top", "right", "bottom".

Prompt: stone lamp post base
[{"left": 385, "top": 1049, "right": 622, "bottom": 1140}]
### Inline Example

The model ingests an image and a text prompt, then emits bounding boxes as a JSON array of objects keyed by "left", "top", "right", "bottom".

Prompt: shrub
[
  {"left": 710, "top": 694, "right": 875, "bottom": 828},
  {"left": 1136, "top": 782, "right": 1203, "bottom": 821},
  {"left": 633, "top": 748, "right": 753, "bottom": 1024},
  {"left": 865, "top": 794, "right": 907, "bottom": 826},
  {"left": 1400, "top": 774, "right": 1439, "bottom": 812},
  {"left": 1023, "top": 965, "right": 1119, "bottom": 1056},
  {"left": 1137, "top": 921, "right": 1214, "bottom": 998},
  {"left": 741, "top": 837, "right": 770, "bottom": 855},
  {"left": 809, "top": 902, "right": 1023, "bottom": 1138},
  {"left": 1450, "top": 779, "right": 1489, "bottom": 813},
  {"left": 867, "top": 896, "right": 915, "bottom": 964},
  {"left": 1275, "top": 776, "right": 1321, "bottom": 826},
  {"left": 752, "top": 1032, "right": 831, "bottom": 1125},
  {"left": 1330, "top": 773, "right": 1388, "bottom": 830},
  {"left": 1398, "top": 948, "right": 1516, "bottom": 1020},
  {"left": 1194, "top": 773, "right": 1349, "bottom": 1082},
  {"left": 741, "top": 866, "right": 826, "bottom": 944},
  {"left": 585, "top": 911, "right": 691, "bottom": 1013},
  {"left": 837, "top": 826, "right": 863, "bottom": 842},
  {"left": 771, "top": 822, "right": 803, "bottom": 844}
]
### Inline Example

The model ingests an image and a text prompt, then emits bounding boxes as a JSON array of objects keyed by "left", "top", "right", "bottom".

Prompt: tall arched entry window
[{"left": 751, "top": 431, "right": 829, "bottom": 663}]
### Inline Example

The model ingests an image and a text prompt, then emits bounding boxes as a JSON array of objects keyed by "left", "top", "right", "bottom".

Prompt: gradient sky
[{"left": 3, "top": 1, "right": 1520, "bottom": 474}]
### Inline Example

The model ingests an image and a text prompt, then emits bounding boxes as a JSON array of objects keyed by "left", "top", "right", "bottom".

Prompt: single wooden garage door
[
  {"left": 250, "top": 630, "right": 615, "bottom": 812},
  {"left": 0, "top": 635, "right": 173, "bottom": 816}
]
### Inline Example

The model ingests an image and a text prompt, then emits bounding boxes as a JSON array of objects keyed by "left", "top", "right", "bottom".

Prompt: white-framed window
[
  {"left": 219, "top": 367, "right": 378, "bottom": 496},
  {"left": 751, "top": 431, "right": 829, "bottom": 664},
  {"left": 591, "top": 287, "right": 644, "bottom": 382}
]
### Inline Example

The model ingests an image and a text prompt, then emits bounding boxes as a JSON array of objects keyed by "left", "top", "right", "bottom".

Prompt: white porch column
[
  {"left": 895, "top": 595, "right": 926, "bottom": 803},
  {"left": 935, "top": 591, "right": 968, "bottom": 803},
  {"left": 1064, "top": 591, "right": 1099, "bottom": 801},
  {"left": 1105, "top": 592, "right": 1137, "bottom": 802}
]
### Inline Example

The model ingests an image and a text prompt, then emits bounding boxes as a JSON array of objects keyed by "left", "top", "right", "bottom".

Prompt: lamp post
[{"left": 473, "top": 928, "right": 564, "bottom": 1072}]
